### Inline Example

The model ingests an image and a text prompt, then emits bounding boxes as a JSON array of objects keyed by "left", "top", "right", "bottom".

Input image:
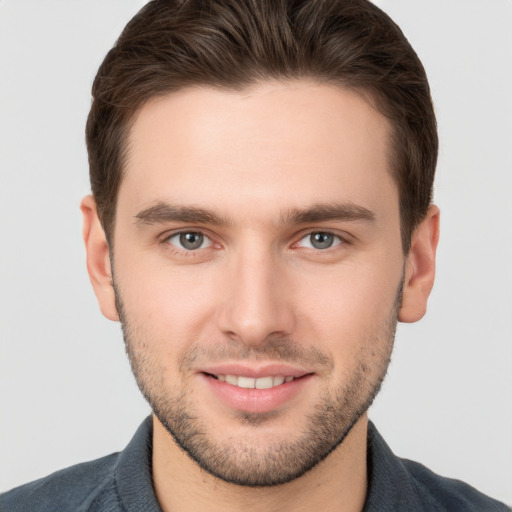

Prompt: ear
[
  {"left": 80, "top": 195, "right": 119, "bottom": 321},
  {"left": 398, "top": 205, "right": 440, "bottom": 323}
]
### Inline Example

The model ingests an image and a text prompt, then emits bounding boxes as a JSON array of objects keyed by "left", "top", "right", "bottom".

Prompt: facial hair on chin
[{"left": 113, "top": 276, "right": 402, "bottom": 487}]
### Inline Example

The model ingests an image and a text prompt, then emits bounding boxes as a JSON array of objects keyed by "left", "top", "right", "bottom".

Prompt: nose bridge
[{"left": 218, "top": 240, "right": 294, "bottom": 345}]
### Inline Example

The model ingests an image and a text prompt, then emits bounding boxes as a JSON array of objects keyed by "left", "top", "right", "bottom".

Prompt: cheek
[
  {"left": 298, "top": 261, "right": 401, "bottom": 325},
  {"left": 115, "top": 253, "right": 221, "bottom": 342},
  {"left": 293, "top": 258, "right": 402, "bottom": 360}
]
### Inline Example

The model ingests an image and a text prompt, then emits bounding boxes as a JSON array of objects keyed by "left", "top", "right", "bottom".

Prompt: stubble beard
[{"left": 114, "top": 281, "right": 401, "bottom": 487}]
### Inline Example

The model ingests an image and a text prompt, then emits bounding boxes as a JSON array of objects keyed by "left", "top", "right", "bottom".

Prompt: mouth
[
  {"left": 199, "top": 366, "right": 314, "bottom": 414},
  {"left": 204, "top": 373, "right": 299, "bottom": 389},
  {"left": 197, "top": 361, "right": 315, "bottom": 413}
]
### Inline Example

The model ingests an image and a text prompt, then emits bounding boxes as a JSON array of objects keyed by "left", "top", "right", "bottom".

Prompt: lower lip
[{"left": 200, "top": 373, "right": 314, "bottom": 413}]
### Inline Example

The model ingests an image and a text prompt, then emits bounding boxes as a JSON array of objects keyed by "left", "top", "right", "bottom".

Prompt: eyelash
[
  {"left": 160, "top": 229, "right": 349, "bottom": 255},
  {"left": 162, "top": 231, "right": 215, "bottom": 256},
  {"left": 295, "top": 232, "right": 345, "bottom": 250}
]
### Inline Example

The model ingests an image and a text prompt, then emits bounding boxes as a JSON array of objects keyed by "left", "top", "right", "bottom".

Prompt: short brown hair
[{"left": 86, "top": 0, "right": 437, "bottom": 250}]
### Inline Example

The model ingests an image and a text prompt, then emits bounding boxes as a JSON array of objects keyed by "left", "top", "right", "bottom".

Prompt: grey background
[{"left": 1, "top": 0, "right": 511, "bottom": 504}]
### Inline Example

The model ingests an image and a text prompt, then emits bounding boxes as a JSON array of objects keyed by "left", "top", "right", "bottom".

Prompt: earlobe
[
  {"left": 398, "top": 205, "right": 440, "bottom": 323},
  {"left": 80, "top": 195, "right": 119, "bottom": 321}
]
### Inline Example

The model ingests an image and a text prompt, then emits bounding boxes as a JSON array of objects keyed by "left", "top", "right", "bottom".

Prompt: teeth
[
  {"left": 225, "top": 375, "right": 238, "bottom": 386},
  {"left": 256, "top": 376, "right": 274, "bottom": 389},
  {"left": 214, "top": 374, "right": 295, "bottom": 389},
  {"left": 272, "top": 376, "right": 285, "bottom": 387},
  {"left": 237, "top": 376, "right": 255, "bottom": 389}
]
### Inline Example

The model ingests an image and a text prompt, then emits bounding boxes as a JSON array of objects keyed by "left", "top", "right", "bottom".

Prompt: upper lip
[{"left": 199, "top": 363, "right": 311, "bottom": 379}]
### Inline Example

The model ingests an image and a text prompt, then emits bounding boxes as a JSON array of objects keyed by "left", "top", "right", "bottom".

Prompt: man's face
[{"left": 110, "top": 81, "right": 405, "bottom": 486}]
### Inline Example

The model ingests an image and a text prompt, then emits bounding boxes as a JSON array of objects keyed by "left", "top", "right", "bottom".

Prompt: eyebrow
[
  {"left": 134, "top": 201, "right": 375, "bottom": 228},
  {"left": 134, "top": 202, "right": 231, "bottom": 227},
  {"left": 282, "top": 203, "right": 376, "bottom": 225}
]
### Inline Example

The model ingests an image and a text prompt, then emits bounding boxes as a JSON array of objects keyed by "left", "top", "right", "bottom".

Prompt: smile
[
  {"left": 201, "top": 370, "right": 314, "bottom": 413},
  {"left": 211, "top": 374, "right": 295, "bottom": 389}
]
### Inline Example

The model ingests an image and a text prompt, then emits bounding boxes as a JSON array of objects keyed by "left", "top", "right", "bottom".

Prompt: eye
[
  {"left": 297, "top": 232, "right": 342, "bottom": 250},
  {"left": 166, "top": 232, "right": 212, "bottom": 251}
]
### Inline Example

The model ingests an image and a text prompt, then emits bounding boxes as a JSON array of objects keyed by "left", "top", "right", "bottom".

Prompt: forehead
[{"left": 119, "top": 81, "right": 396, "bottom": 223}]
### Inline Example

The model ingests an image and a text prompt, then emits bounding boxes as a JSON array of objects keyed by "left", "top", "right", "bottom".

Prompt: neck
[{"left": 152, "top": 414, "right": 368, "bottom": 512}]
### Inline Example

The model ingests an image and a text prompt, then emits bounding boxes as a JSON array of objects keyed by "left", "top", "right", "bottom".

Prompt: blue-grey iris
[
  {"left": 180, "top": 232, "right": 204, "bottom": 250},
  {"left": 310, "top": 232, "right": 334, "bottom": 249}
]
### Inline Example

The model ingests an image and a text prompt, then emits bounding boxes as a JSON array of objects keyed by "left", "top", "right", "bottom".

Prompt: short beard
[{"left": 114, "top": 276, "right": 402, "bottom": 487}]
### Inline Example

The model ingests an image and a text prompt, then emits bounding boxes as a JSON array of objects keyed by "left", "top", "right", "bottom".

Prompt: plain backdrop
[{"left": 1, "top": 0, "right": 511, "bottom": 504}]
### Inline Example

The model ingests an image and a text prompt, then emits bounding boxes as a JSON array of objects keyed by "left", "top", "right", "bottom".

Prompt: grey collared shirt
[{"left": 1, "top": 417, "right": 509, "bottom": 511}]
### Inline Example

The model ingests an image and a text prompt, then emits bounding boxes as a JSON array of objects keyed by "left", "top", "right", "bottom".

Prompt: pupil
[
  {"left": 180, "top": 232, "right": 203, "bottom": 250},
  {"left": 311, "top": 232, "right": 333, "bottom": 249}
]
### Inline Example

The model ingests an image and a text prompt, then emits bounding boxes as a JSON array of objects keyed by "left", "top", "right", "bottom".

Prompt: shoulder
[
  {"left": 365, "top": 422, "right": 510, "bottom": 511},
  {"left": 402, "top": 458, "right": 510, "bottom": 511},
  {"left": 0, "top": 452, "right": 121, "bottom": 512},
  {"left": 0, "top": 417, "right": 158, "bottom": 512}
]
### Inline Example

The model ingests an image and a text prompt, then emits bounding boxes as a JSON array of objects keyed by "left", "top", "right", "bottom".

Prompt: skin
[{"left": 82, "top": 81, "right": 439, "bottom": 512}]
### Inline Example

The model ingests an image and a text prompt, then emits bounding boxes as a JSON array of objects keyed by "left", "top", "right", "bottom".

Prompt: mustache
[{"left": 178, "top": 336, "right": 333, "bottom": 373}]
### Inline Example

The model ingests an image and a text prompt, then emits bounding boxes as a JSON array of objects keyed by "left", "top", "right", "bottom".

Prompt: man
[{"left": 1, "top": 0, "right": 509, "bottom": 510}]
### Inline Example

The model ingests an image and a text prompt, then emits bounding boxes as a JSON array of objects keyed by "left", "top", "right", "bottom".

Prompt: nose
[{"left": 216, "top": 245, "right": 296, "bottom": 346}]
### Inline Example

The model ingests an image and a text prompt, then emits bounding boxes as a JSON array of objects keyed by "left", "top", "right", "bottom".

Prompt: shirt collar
[
  {"left": 115, "top": 416, "right": 162, "bottom": 512},
  {"left": 363, "top": 421, "right": 427, "bottom": 511},
  {"left": 114, "top": 416, "right": 427, "bottom": 512}
]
